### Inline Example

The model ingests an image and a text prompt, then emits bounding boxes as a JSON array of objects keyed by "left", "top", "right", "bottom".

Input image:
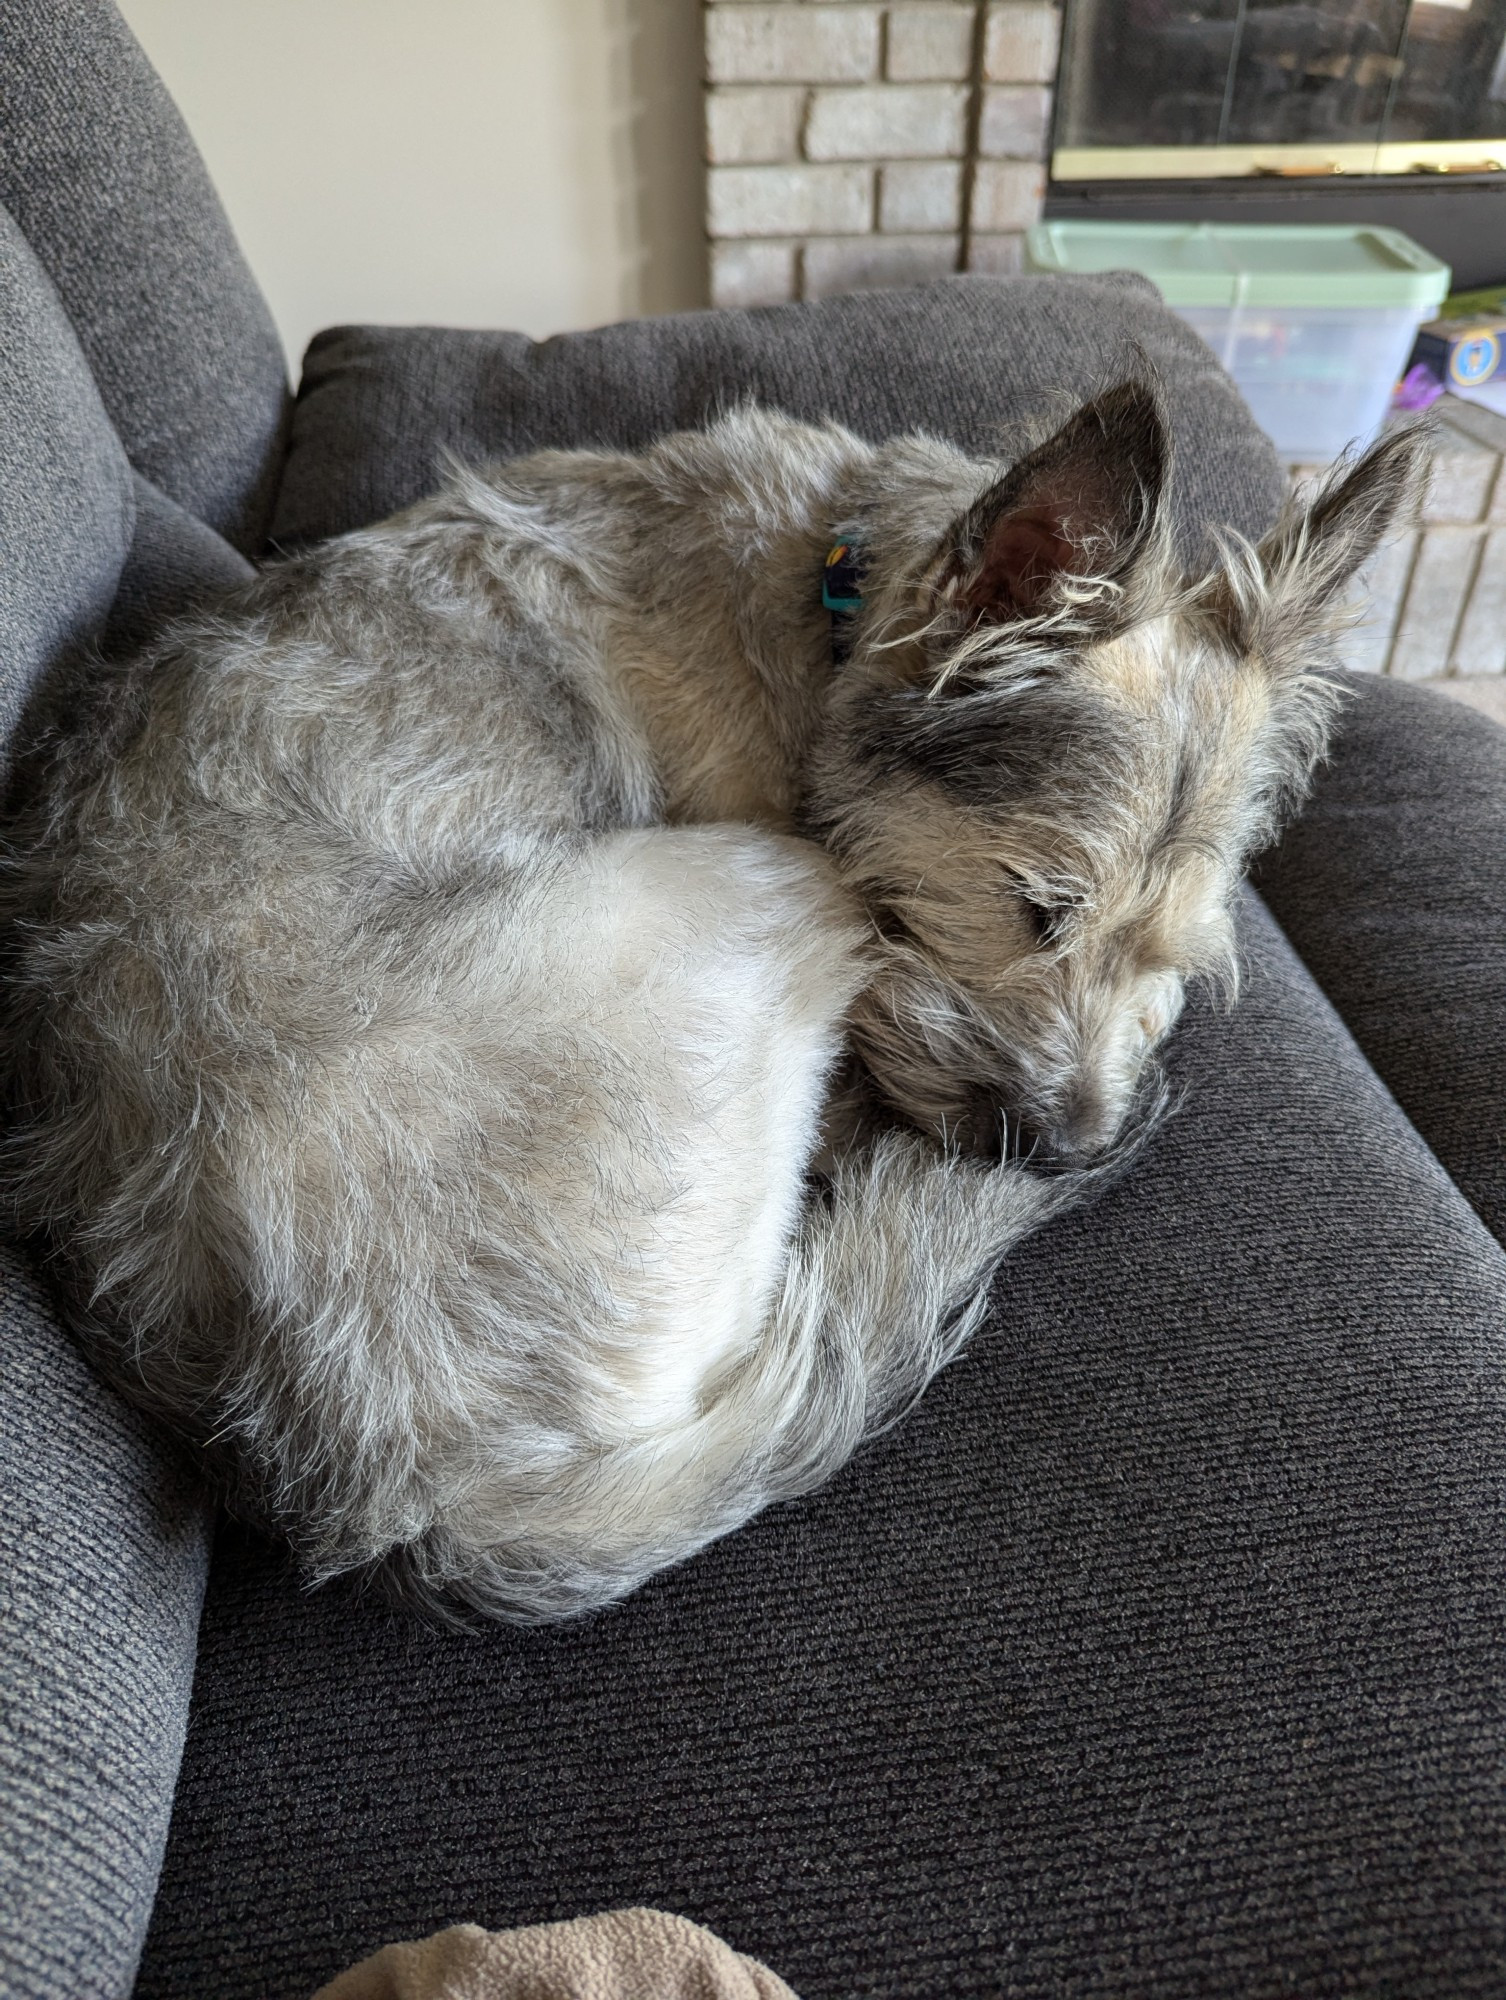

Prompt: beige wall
[{"left": 118, "top": 0, "right": 708, "bottom": 372}]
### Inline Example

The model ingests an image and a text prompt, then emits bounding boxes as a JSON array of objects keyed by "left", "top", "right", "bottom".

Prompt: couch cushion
[
  {"left": 103, "top": 475, "right": 255, "bottom": 661},
  {"left": 0, "top": 199, "right": 254, "bottom": 773},
  {"left": 0, "top": 202, "right": 133, "bottom": 757},
  {"left": 0, "top": 0, "right": 288, "bottom": 555},
  {"left": 0, "top": 201, "right": 138, "bottom": 764},
  {"left": 1255, "top": 672, "right": 1506, "bottom": 1247},
  {"left": 135, "top": 894, "right": 1506, "bottom": 2000},
  {"left": 0, "top": 1245, "right": 213, "bottom": 2000},
  {"left": 0, "top": 194, "right": 226, "bottom": 2000},
  {"left": 271, "top": 275, "right": 1286, "bottom": 562},
  {"left": 2, "top": 472, "right": 257, "bottom": 826}
]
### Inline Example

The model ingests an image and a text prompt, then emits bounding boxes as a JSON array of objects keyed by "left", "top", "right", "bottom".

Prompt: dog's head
[{"left": 809, "top": 382, "right": 1429, "bottom": 1163}]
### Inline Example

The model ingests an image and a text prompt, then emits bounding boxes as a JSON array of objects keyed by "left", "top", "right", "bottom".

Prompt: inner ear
[
  {"left": 971, "top": 510, "right": 1079, "bottom": 620},
  {"left": 946, "top": 380, "right": 1170, "bottom": 627}
]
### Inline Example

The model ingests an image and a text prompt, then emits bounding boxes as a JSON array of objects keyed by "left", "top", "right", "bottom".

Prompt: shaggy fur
[{"left": 0, "top": 387, "right": 1428, "bottom": 1621}]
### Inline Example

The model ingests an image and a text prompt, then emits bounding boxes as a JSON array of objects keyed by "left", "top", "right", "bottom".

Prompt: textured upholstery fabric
[
  {"left": 1, "top": 471, "right": 257, "bottom": 829},
  {"left": 0, "top": 1245, "right": 213, "bottom": 2000},
  {"left": 271, "top": 275, "right": 1286, "bottom": 561},
  {"left": 103, "top": 474, "right": 255, "bottom": 660},
  {"left": 136, "top": 895, "right": 1506, "bottom": 2000},
  {"left": 0, "top": 171, "right": 221, "bottom": 2000},
  {"left": 1255, "top": 672, "right": 1506, "bottom": 1247},
  {"left": 0, "top": 0, "right": 288, "bottom": 555},
  {"left": 0, "top": 201, "right": 133, "bottom": 754}
]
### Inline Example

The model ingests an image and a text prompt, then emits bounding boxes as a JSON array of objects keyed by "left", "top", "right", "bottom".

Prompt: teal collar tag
[
  {"left": 822, "top": 537, "right": 866, "bottom": 613},
  {"left": 823, "top": 534, "right": 867, "bottom": 664}
]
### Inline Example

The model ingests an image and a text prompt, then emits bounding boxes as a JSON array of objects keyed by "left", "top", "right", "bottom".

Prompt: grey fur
[{"left": 0, "top": 394, "right": 1429, "bottom": 1621}]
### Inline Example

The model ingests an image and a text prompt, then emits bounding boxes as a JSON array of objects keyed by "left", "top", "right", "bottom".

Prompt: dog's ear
[
  {"left": 940, "top": 381, "right": 1170, "bottom": 626},
  {"left": 1224, "top": 423, "right": 1432, "bottom": 664}
]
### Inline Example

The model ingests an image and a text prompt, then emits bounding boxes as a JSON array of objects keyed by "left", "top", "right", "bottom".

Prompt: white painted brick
[
  {"left": 709, "top": 162, "right": 873, "bottom": 237},
  {"left": 880, "top": 160, "right": 963, "bottom": 233},
  {"left": 970, "top": 158, "right": 1045, "bottom": 232},
  {"left": 707, "top": 7, "right": 882, "bottom": 86},
  {"left": 979, "top": 84, "right": 1052, "bottom": 159},
  {"left": 983, "top": 3, "right": 1061, "bottom": 84},
  {"left": 1437, "top": 394, "right": 1506, "bottom": 457},
  {"left": 965, "top": 230, "right": 1026, "bottom": 275},
  {"left": 711, "top": 239, "right": 799, "bottom": 309},
  {"left": 803, "top": 232, "right": 959, "bottom": 299},
  {"left": 1339, "top": 529, "right": 1417, "bottom": 675},
  {"left": 1388, "top": 524, "right": 1482, "bottom": 679},
  {"left": 1425, "top": 429, "right": 1497, "bottom": 523},
  {"left": 1424, "top": 400, "right": 1504, "bottom": 516},
  {"left": 1433, "top": 400, "right": 1506, "bottom": 517},
  {"left": 886, "top": 5, "right": 975, "bottom": 81},
  {"left": 706, "top": 86, "right": 806, "bottom": 165},
  {"left": 805, "top": 83, "right": 968, "bottom": 160},
  {"left": 1450, "top": 524, "right": 1506, "bottom": 674}
]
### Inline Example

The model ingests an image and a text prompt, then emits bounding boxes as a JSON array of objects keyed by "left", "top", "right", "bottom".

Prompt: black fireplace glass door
[
  {"left": 1223, "top": 3, "right": 1408, "bottom": 147},
  {"left": 1057, "top": 1, "right": 1247, "bottom": 150},
  {"left": 1388, "top": 0, "right": 1506, "bottom": 145},
  {"left": 1056, "top": 0, "right": 1506, "bottom": 160}
]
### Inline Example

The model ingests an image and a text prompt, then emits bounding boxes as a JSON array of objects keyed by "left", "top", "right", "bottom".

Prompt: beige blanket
[{"left": 314, "top": 1908, "right": 800, "bottom": 2000}]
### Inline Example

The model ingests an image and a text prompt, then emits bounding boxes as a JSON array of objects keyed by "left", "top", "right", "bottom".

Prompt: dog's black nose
[
  {"left": 1001, "top": 1110, "right": 1085, "bottom": 1171},
  {"left": 1017, "top": 1124, "right": 1100, "bottom": 1171},
  {"left": 1021, "top": 1086, "right": 1125, "bottom": 1169},
  {"left": 958, "top": 1089, "right": 1122, "bottom": 1169}
]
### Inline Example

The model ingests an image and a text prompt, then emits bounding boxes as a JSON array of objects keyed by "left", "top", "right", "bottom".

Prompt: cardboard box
[{"left": 1410, "top": 300, "right": 1506, "bottom": 392}]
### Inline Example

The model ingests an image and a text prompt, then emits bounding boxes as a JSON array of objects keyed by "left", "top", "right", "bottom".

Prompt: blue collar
[{"left": 822, "top": 533, "right": 867, "bottom": 664}]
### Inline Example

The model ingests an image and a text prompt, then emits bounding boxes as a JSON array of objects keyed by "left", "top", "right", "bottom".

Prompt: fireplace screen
[{"left": 1054, "top": 0, "right": 1506, "bottom": 178}]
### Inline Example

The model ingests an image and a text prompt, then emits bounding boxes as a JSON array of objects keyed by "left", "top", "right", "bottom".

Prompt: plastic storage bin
[{"left": 1024, "top": 221, "right": 1450, "bottom": 461}]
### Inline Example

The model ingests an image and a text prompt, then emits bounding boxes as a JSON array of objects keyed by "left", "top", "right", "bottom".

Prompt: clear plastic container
[
  {"left": 1175, "top": 302, "right": 1431, "bottom": 461},
  {"left": 1024, "top": 221, "right": 1451, "bottom": 460}
]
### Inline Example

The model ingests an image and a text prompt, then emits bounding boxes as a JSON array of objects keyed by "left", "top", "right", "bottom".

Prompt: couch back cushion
[
  {"left": 1255, "top": 672, "right": 1506, "bottom": 1247},
  {"left": 0, "top": 0, "right": 288, "bottom": 556},
  {"left": 271, "top": 273, "right": 1286, "bottom": 562},
  {"left": 0, "top": 203, "right": 134, "bottom": 750}
]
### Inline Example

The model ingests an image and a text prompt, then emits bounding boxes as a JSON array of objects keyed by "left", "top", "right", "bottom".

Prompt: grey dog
[{"left": 1, "top": 384, "right": 1426, "bottom": 1621}]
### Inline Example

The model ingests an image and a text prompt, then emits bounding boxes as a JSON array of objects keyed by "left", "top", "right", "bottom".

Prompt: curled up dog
[{"left": 0, "top": 385, "right": 1427, "bottom": 1621}]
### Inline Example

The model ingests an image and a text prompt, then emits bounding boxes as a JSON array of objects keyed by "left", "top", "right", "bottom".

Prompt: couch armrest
[
  {"left": 0, "top": 1246, "right": 213, "bottom": 2000},
  {"left": 1254, "top": 672, "right": 1506, "bottom": 1243}
]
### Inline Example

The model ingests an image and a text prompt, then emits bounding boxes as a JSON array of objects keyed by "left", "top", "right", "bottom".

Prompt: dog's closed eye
[{"left": 1004, "top": 872, "right": 1066, "bottom": 946}]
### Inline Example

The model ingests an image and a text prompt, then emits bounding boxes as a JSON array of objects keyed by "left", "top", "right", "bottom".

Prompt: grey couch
[{"left": 3, "top": 6, "right": 1506, "bottom": 1997}]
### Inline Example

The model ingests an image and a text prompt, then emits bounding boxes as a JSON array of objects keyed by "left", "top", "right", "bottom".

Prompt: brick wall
[{"left": 704, "top": 2, "right": 1061, "bottom": 309}]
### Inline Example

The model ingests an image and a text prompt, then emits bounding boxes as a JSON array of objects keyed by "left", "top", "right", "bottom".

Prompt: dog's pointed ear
[
  {"left": 1226, "top": 423, "right": 1432, "bottom": 661},
  {"left": 939, "top": 381, "right": 1170, "bottom": 626}
]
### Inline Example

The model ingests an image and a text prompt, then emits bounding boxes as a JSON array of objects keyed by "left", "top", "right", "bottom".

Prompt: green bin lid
[{"left": 1025, "top": 221, "right": 1450, "bottom": 309}]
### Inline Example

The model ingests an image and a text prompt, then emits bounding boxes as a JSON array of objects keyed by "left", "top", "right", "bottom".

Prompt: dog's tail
[{"left": 403, "top": 1132, "right": 1097, "bottom": 1625}]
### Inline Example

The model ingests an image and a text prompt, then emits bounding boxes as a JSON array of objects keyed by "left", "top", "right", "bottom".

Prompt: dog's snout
[
  {"left": 1031, "top": 1051, "right": 1171, "bottom": 1169},
  {"left": 1028, "top": 1122, "right": 1111, "bottom": 1170},
  {"left": 952, "top": 1074, "right": 1128, "bottom": 1170},
  {"left": 1027, "top": 1077, "right": 1131, "bottom": 1168}
]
